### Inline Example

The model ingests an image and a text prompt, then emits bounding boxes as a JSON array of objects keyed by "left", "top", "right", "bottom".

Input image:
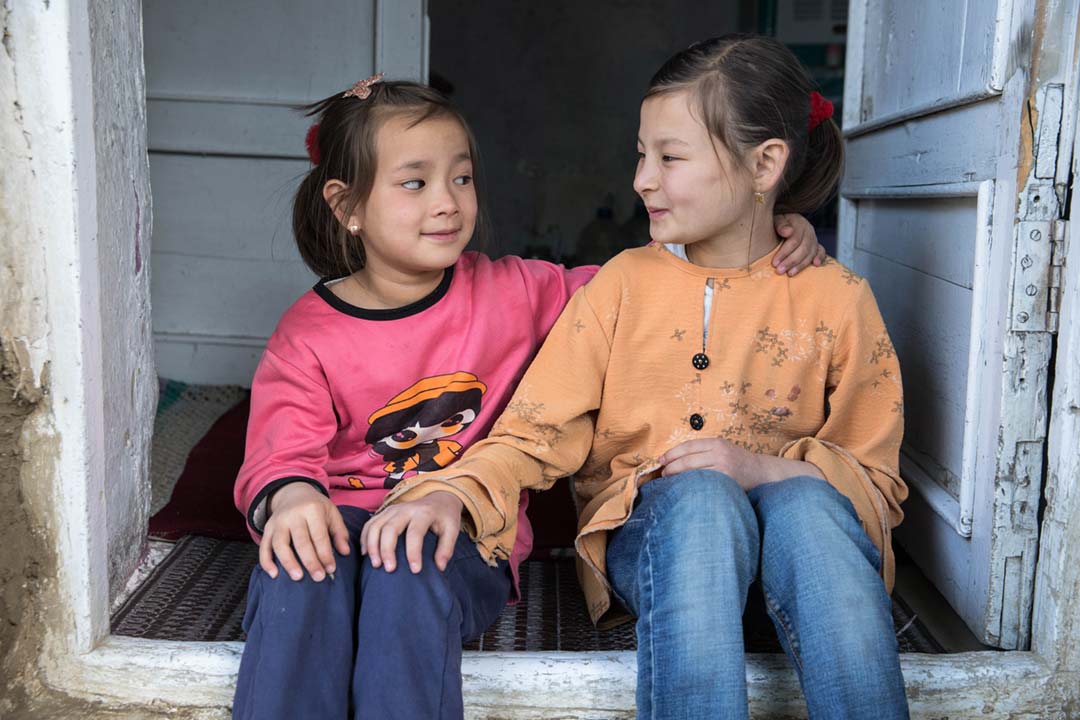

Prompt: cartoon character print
[{"left": 365, "top": 372, "right": 487, "bottom": 488}]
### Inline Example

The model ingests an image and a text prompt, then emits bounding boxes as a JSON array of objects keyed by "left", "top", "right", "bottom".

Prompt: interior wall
[{"left": 429, "top": 1, "right": 747, "bottom": 260}]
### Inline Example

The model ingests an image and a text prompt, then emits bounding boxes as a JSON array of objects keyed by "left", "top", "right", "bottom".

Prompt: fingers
[
  {"left": 272, "top": 530, "right": 304, "bottom": 581},
  {"left": 310, "top": 516, "right": 337, "bottom": 578},
  {"left": 785, "top": 242, "right": 816, "bottom": 276},
  {"left": 660, "top": 451, "right": 712, "bottom": 477},
  {"left": 814, "top": 245, "right": 826, "bottom": 266},
  {"left": 290, "top": 521, "right": 327, "bottom": 581},
  {"left": 433, "top": 525, "right": 459, "bottom": 572},
  {"left": 259, "top": 529, "right": 278, "bottom": 578},
  {"left": 328, "top": 506, "right": 351, "bottom": 557},
  {"left": 404, "top": 517, "right": 432, "bottom": 573},
  {"left": 378, "top": 514, "right": 410, "bottom": 572},
  {"left": 775, "top": 236, "right": 811, "bottom": 275},
  {"left": 773, "top": 213, "right": 794, "bottom": 237},
  {"left": 660, "top": 438, "right": 716, "bottom": 464}
]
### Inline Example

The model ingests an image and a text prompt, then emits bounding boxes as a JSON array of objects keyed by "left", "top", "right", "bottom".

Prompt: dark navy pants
[{"left": 232, "top": 506, "right": 511, "bottom": 720}]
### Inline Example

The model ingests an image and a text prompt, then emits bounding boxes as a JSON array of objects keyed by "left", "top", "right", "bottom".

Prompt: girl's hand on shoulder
[
  {"left": 360, "top": 491, "right": 465, "bottom": 574},
  {"left": 260, "top": 482, "right": 351, "bottom": 582},
  {"left": 773, "top": 213, "right": 827, "bottom": 276},
  {"left": 659, "top": 438, "right": 767, "bottom": 491}
]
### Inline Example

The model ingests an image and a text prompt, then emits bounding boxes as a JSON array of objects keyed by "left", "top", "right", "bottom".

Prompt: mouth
[
  {"left": 646, "top": 207, "right": 669, "bottom": 219},
  {"left": 421, "top": 228, "right": 462, "bottom": 243}
]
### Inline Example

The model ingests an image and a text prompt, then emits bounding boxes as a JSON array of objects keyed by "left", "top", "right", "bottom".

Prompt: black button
[
  {"left": 689, "top": 413, "right": 705, "bottom": 430},
  {"left": 692, "top": 352, "right": 710, "bottom": 370}
]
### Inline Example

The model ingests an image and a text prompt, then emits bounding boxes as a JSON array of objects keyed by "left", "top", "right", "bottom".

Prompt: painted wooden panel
[
  {"left": 844, "top": 97, "right": 1000, "bottom": 192},
  {"left": 151, "top": 254, "right": 315, "bottom": 339},
  {"left": 853, "top": 197, "right": 977, "bottom": 290},
  {"left": 855, "top": 248, "right": 971, "bottom": 497},
  {"left": 142, "top": 0, "right": 376, "bottom": 103},
  {"left": 852, "top": 0, "right": 1009, "bottom": 128},
  {"left": 149, "top": 154, "right": 305, "bottom": 262}
]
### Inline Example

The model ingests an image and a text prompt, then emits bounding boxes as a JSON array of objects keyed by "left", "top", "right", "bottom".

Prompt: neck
[
  {"left": 685, "top": 203, "right": 778, "bottom": 269},
  {"left": 336, "top": 260, "right": 446, "bottom": 310}
]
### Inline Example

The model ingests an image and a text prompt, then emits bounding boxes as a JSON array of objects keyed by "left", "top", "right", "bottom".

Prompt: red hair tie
[
  {"left": 304, "top": 123, "right": 321, "bottom": 165},
  {"left": 808, "top": 91, "right": 834, "bottom": 131}
]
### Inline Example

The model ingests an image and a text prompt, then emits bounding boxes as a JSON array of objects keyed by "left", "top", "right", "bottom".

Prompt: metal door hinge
[
  {"left": 1047, "top": 220, "right": 1066, "bottom": 333},
  {"left": 1010, "top": 216, "right": 1065, "bottom": 334}
]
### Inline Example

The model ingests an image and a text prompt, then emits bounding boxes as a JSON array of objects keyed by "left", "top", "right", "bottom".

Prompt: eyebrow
[{"left": 393, "top": 152, "right": 472, "bottom": 172}]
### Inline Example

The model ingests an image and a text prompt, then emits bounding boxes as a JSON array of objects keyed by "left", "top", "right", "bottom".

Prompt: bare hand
[
  {"left": 359, "top": 491, "right": 465, "bottom": 574},
  {"left": 773, "top": 213, "right": 827, "bottom": 276},
  {"left": 660, "top": 438, "right": 768, "bottom": 491},
  {"left": 259, "top": 482, "right": 351, "bottom": 582}
]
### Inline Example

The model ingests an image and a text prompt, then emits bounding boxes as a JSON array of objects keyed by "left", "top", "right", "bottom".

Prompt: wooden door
[{"left": 840, "top": 0, "right": 1069, "bottom": 648}]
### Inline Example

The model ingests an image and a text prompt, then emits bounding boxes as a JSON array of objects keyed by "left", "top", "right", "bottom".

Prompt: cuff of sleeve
[{"left": 247, "top": 476, "right": 328, "bottom": 534}]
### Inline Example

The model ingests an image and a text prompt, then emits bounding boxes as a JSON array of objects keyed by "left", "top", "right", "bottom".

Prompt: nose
[
  {"left": 633, "top": 155, "right": 657, "bottom": 196},
  {"left": 431, "top": 180, "right": 460, "bottom": 217}
]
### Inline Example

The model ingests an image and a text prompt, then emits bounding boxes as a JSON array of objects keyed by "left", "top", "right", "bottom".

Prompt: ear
[
  {"left": 750, "top": 139, "right": 790, "bottom": 195},
  {"left": 322, "top": 179, "right": 363, "bottom": 233}
]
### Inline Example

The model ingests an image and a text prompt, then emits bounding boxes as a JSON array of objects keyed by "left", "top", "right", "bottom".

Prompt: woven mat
[
  {"left": 112, "top": 536, "right": 943, "bottom": 653},
  {"left": 150, "top": 380, "right": 248, "bottom": 516}
]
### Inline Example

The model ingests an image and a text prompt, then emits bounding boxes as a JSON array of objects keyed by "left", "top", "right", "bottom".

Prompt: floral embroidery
[
  {"left": 754, "top": 326, "right": 790, "bottom": 367},
  {"left": 841, "top": 266, "right": 862, "bottom": 285},
  {"left": 671, "top": 328, "right": 686, "bottom": 341},
  {"left": 507, "top": 398, "right": 545, "bottom": 424},
  {"left": 869, "top": 333, "right": 897, "bottom": 364},
  {"left": 574, "top": 319, "right": 586, "bottom": 333}
]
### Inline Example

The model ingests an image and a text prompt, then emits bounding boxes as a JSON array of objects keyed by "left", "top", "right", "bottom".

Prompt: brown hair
[
  {"left": 646, "top": 34, "right": 844, "bottom": 215},
  {"left": 293, "top": 80, "right": 488, "bottom": 278}
]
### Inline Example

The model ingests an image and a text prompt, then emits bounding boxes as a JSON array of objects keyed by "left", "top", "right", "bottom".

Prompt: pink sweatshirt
[{"left": 235, "top": 251, "right": 596, "bottom": 596}]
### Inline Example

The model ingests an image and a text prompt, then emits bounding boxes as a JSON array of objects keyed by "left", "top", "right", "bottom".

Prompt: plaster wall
[{"left": 88, "top": 0, "right": 156, "bottom": 601}]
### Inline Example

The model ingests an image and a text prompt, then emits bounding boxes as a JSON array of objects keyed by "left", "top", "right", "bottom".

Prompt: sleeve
[
  {"left": 234, "top": 347, "right": 338, "bottom": 536},
  {"left": 515, "top": 258, "right": 600, "bottom": 338},
  {"left": 380, "top": 265, "right": 620, "bottom": 556},
  {"left": 779, "top": 280, "right": 908, "bottom": 539}
]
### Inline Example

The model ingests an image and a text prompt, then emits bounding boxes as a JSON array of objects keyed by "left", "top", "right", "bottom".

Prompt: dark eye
[
  {"left": 454, "top": 175, "right": 473, "bottom": 186},
  {"left": 662, "top": 155, "right": 678, "bottom": 162},
  {"left": 402, "top": 179, "right": 425, "bottom": 190},
  {"left": 441, "top": 414, "right": 464, "bottom": 428}
]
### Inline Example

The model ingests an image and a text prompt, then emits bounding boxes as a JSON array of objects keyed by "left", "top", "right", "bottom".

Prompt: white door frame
[{"left": 14, "top": 0, "right": 1080, "bottom": 716}]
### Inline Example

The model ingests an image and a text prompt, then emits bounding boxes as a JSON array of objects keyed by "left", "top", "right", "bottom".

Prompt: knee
[
  {"left": 361, "top": 532, "right": 453, "bottom": 610},
  {"left": 646, "top": 470, "right": 758, "bottom": 553},
  {"left": 752, "top": 476, "right": 860, "bottom": 539}
]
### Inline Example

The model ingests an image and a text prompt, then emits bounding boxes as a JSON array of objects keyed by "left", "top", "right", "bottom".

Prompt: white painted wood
[
  {"left": 842, "top": 0, "right": 1058, "bottom": 647},
  {"left": 142, "top": 0, "right": 376, "bottom": 102},
  {"left": 46, "top": 637, "right": 1072, "bottom": 718},
  {"left": 846, "top": 0, "right": 1010, "bottom": 133},
  {"left": 854, "top": 246, "right": 972, "bottom": 497},
  {"left": 376, "top": 0, "right": 428, "bottom": 81},
  {"left": 149, "top": 155, "right": 305, "bottom": 261},
  {"left": 145, "top": 0, "right": 428, "bottom": 385},
  {"left": 1032, "top": 0, "right": 1080, "bottom": 677},
  {"left": 154, "top": 334, "right": 270, "bottom": 387},
  {"left": 841, "top": 0, "right": 867, "bottom": 130},
  {"left": 843, "top": 98, "right": 1001, "bottom": 191}
]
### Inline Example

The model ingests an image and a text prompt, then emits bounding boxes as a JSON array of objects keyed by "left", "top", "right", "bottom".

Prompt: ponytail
[{"left": 776, "top": 117, "right": 844, "bottom": 215}]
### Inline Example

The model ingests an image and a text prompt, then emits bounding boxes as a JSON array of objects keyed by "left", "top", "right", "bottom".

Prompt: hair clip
[
  {"left": 808, "top": 91, "right": 834, "bottom": 131},
  {"left": 343, "top": 73, "right": 385, "bottom": 100},
  {"left": 304, "top": 123, "right": 321, "bottom": 165}
]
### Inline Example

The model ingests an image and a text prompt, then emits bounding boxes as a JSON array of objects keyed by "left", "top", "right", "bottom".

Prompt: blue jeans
[
  {"left": 606, "top": 471, "right": 908, "bottom": 720},
  {"left": 233, "top": 506, "right": 511, "bottom": 720}
]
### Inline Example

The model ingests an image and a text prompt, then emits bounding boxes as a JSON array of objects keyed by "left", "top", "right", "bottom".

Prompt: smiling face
[
  {"left": 633, "top": 90, "right": 756, "bottom": 249},
  {"left": 352, "top": 113, "right": 478, "bottom": 275}
]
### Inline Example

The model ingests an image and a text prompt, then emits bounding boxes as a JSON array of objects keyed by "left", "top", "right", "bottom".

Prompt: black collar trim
[{"left": 313, "top": 266, "right": 454, "bottom": 320}]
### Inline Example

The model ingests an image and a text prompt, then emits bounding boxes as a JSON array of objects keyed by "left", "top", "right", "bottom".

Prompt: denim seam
[
  {"left": 761, "top": 584, "right": 804, "bottom": 675},
  {"left": 643, "top": 506, "right": 657, "bottom": 719}
]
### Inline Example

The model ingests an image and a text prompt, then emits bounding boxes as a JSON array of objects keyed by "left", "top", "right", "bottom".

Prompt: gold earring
[{"left": 754, "top": 192, "right": 765, "bottom": 205}]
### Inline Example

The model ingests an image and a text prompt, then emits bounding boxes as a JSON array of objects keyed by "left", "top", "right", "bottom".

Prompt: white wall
[{"left": 89, "top": 0, "right": 157, "bottom": 601}]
